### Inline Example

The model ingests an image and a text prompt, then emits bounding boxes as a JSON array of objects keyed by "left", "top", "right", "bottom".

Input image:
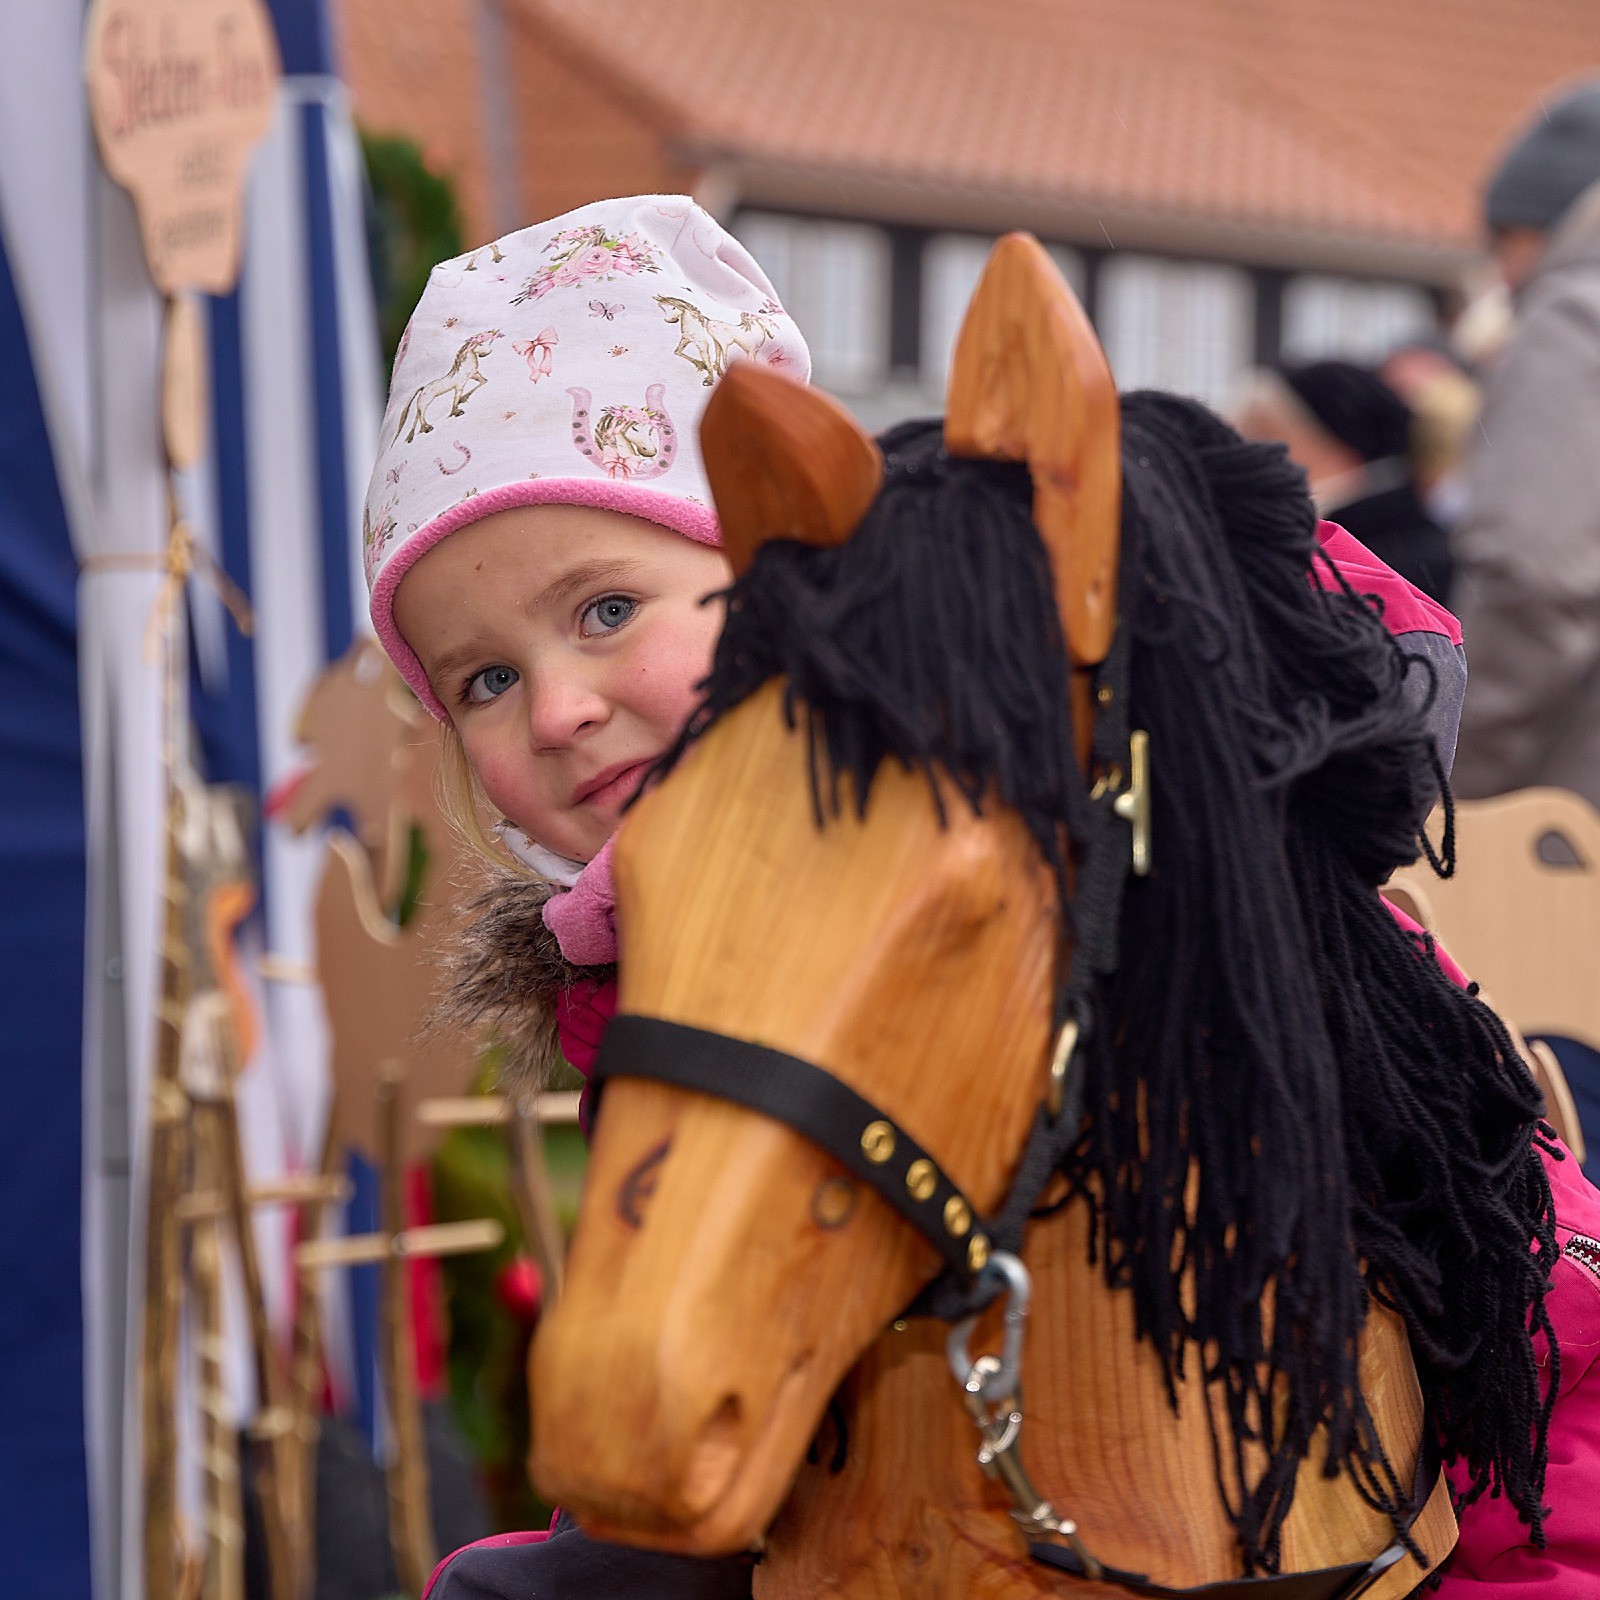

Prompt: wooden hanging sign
[{"left": 85, "top": 0, "right": 281, "bottom": 295}]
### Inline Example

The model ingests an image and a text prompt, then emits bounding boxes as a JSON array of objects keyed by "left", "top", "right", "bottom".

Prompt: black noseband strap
[{"left": 590, "top": 1013, "right": 994, "bottom": 1277}]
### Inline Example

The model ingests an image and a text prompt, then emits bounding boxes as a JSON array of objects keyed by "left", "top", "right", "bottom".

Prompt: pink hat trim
[{"left": 372, "top": 477, "right": 722, "bottom": 719}]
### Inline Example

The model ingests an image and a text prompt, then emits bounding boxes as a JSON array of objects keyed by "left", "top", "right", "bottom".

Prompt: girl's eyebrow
[
  {"left": 533, "top": 556, "right": 645, "bottom": 613},
  {"left": 426, "top": 639, "right": 494, "bottom": 690}
]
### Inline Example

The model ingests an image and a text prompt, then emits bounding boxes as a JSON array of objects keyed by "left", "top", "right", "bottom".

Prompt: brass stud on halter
[
  {"left": 905, "top": 1159, "right": 938, "bottom": 1201},
  {"left": 860, "top": 1121, "right": 897, "bottom": 1164}
]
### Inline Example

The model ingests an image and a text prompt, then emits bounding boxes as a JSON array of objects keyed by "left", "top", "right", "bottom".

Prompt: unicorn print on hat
[
  {"left": 568, "top": 384, "right": 677, "bottom": 481},
  {"left": 388, "top": 329, "right": 503, "bottom": 444}
]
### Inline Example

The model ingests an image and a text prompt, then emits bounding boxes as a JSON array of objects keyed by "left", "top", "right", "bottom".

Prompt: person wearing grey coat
[{"left": 1452, "top": 83, "right": 1600, "bottom": 808}]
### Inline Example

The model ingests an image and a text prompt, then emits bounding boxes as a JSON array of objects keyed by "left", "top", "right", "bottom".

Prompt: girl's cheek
[
  {"left": 632, "top": 609, "right": 720, "bottom": 725},
  {"left": 463, "top": 734, "right": 531, "bottom": 820}
]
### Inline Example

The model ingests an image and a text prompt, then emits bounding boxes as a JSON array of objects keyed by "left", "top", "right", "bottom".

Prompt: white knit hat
[{"left": 365, "top": 194, "right": 811, "bottom": 718}]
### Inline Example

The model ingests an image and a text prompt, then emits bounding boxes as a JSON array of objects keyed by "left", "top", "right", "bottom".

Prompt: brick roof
[{"left": 516, "top": 0, "right": 1600, "bottom": 260}]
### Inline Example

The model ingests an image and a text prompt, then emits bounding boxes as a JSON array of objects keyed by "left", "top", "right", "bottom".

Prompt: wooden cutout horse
[
  {"left": 525, "top": 238, "right": 1564, "bottom": 1597},
  {"left": 1385, "top": 788, "right": 1600, "bottom": 1160},
  {"left": 268, "top": 635, "right": 419, "bottom": 910},
  {"left": 1388, "top": 787, "right": 1600, "bottom": 1056},
  {"left": 273, "top": 636, "right": 479, "bottom": 1164}
]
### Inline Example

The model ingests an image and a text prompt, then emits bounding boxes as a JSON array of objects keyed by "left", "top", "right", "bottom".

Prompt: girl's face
[{"left": 393, "top": 504, "right": 732, "bottom": 862}]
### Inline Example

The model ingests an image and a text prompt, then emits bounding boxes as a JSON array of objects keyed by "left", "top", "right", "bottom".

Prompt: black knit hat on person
[
  {"left": 1278, "top": 361, "right": 1413, "bottom": 464},
  {"left": 1486, "top": 80, "right": 1600, "bottom": 232}
]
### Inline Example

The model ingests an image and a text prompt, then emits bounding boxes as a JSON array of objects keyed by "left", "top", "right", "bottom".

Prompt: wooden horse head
[{"left": 531, "top": 239, "right": 1476, "bottom": 1593}]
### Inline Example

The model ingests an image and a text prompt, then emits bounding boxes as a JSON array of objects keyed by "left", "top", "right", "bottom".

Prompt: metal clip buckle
[
  {"left": 1088, "top": 729, "right": 1151, "bottom": 878},
  {"left": 1114, "top": 729, "right": 1151, "bottom": 877},
  {"left": 1047, "top": 1016, "right": 1080, "bottom": 1121},
  {"left": 946, "top": 1251, "right": 1030, "bottom": 1405},
  {"left": 945, "top": 1253, "right": 1106, "bottom": 1579}
]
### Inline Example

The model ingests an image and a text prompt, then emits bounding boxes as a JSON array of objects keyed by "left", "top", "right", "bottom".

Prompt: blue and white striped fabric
[
  {"left": 191, "top": 17, "right": 385, "bottom": 1455},
  {"left": 0, "top": 2, "right": 382, "bottom": 1593}
]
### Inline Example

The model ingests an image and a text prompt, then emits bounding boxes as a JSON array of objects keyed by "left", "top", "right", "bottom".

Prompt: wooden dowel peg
[
  {"left": 246, "top": 1406, "right": 295, "bottom": 1441},
  {"left": 294, "top": 1217, "right": 504, "bottom": 1272},
  {"left": 246, "top": 1173, "right": 353, "bottom": 1207},
  {"left": 394, "top": 1218, "right": 505, "bottom": 1258},
  {"left": 173, "top": 1191, "right": 231, "bottom": 1223},
  {"left": 294, "top": 1234, "right": 390, "bottom": 1271},
  {"left": 256, "top": 954, "right": 316, "bottom": 985},
  {"left": 415, "top": 1090, "right": 582, "bottom": 1128},
  {"left": 415, "top": 1096, "right": 507, "bottom": 1129},
  {"left": 537, "top": 1090, "right": 582, "bottom": 1126}
]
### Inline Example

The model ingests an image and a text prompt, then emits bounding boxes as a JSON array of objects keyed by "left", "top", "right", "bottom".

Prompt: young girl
[{"left": 365, "top": 194, "right": 806, "bottom": 1596}]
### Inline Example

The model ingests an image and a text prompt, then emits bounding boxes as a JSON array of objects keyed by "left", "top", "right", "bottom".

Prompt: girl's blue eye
[
  {"left": 466, "top": 664, "right": 518, "bottom": 705},
  {"left": 582, "top": 594, "right": 637, "bottom": 635}
]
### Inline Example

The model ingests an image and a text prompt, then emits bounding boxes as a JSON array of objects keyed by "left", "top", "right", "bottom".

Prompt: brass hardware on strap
[
  {"left": 1046, "top": 1018, "right": 1081, "bottom": 1121},
  {"left": 1088, "top": 729, "right": 1152, "bottom": 879},
  {"left": 1115, "top": 730, "right": 1151, "bottom": 877},
  {"left": 861, "top": 1120, "right": 896, "bottom": 1163}
]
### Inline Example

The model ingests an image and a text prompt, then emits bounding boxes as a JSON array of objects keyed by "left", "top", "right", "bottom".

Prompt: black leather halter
[{"left": 592, "top": 1014, "right": 999, "bottom": 1274}]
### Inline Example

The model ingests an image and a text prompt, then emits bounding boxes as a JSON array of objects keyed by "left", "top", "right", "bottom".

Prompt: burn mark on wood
[{"left": 618, "top": 1137, "right": 671, "bottom": 1229}]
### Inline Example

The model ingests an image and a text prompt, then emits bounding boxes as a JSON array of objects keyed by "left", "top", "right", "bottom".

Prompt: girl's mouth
[{"left": 574, "top": 759, "right": 653, "bottom": 811}]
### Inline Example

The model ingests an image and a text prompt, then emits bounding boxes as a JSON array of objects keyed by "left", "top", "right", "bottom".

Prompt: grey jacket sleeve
[
  {"left": 1452, "top": 281, "right": 1600, "bottom": 796},
  {"left": 1397, "top": 632, "right": 1466, "bottom": 781}
]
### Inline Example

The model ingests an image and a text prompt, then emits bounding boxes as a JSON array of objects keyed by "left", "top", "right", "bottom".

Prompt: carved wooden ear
[
  {"left": 945, "top": 234, "right": 1120, "bottom": 666},
  {"left": 701, "top": 361, "right": 883, "bottom": 576}
]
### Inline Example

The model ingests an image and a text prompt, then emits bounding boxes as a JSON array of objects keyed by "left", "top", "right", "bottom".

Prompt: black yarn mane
[{"left": 666, "top": 392, "right": 1557, "bottom": 1573}]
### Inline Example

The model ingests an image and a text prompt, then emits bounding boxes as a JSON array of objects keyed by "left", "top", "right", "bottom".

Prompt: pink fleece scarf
[{"left": 541, "top": 837, "right": 619, "bottom": 966}]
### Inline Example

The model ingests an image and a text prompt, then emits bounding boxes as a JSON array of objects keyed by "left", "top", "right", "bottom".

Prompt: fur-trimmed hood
[{"left": 434, "top": 865, "right": 615, "bottom": 1098}]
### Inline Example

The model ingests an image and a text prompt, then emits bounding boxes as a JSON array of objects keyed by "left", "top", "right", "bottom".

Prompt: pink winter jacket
[
  {"left": 1391, "top": 916, "right": 1600, "bottom": 1593},
  {"left": 1438, "top": 1134, "right": 1600, "bottom": 1592},
  {"left": 1322, "top": 523, "right": 1600, "bottom": 1592}
]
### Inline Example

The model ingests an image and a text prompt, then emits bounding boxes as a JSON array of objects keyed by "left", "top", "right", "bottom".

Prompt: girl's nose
[{"left": 526, "top": 669, "right": 610, "bottom": 748}]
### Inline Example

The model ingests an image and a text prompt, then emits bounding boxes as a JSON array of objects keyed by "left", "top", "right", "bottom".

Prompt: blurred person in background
[
  {"left": 1452, "top": 80, "right": 1600, "bottom": 805},
  {"left": 1235, "top": 359, "right": 1453, "bottom": 602},
  {"left": 1379, "top": 341, "right": 1481, "bottom": 534}
]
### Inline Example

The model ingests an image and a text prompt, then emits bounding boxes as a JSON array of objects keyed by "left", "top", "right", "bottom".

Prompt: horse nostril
[{"left": 680, "top": 1394, "right": 744, "bottom": 1516}]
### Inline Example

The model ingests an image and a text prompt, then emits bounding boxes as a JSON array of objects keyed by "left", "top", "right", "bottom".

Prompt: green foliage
[
  {"left": 361, "top": 131, "right": 465, "bottom": 371},
  {"left": 430, "top": 1116, "right": 543, "bottom": 1530},
  {"left": 394, "top": 822, "right": 429, "bottom": 928}
]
